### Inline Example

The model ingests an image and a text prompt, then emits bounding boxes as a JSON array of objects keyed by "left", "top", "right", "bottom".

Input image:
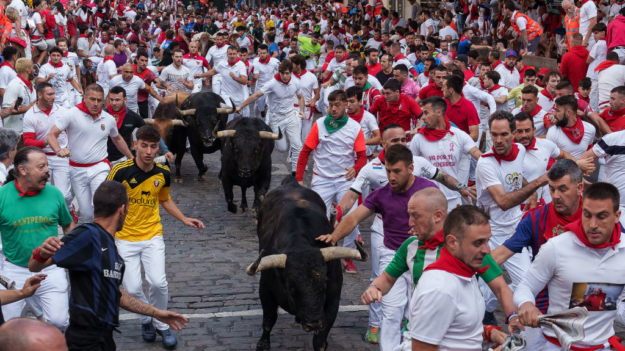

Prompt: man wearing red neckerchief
[
  {"left": 370, "top": 79, "right": 422, "bottom": 135},
  {"left": 205, "top": 46, "right": 248, "bottom": 122},
  {"left": 417, "top": 65, "right": 446, "bottom": 103},
  {"left": 205, "top": 32, "right": 230, "bottom": 95},
  {"left": 0, "top": 46, "right": 17, "bottom": 99},
  {"left": 512, "top": 85, "right": 550, "bottom": 136},
  {"left": 0, "top": 58, "right": 36, "bottom": 134},
  {"left": 591, "top": 86, "right": 625, "bottom": 134},
  {"left": 537, "top": 70, "right": 561, "bottom": 115},
  {"left": 36, "top": 47, "right": 83, "bottom": 108},
  {"left": 546, "top": 95, "right": 596, "bottom": 159},
  {"left": 516, "top": 183, "right": 625, "bottom": 351},
  {"left": 411, "top": 205, "right": 510, "bottom": 350}
]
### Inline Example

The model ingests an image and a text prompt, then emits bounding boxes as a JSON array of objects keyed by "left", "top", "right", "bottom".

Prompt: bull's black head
[
  {"left": 185, "top": 93, "right": 233, "bottom": 147},
  {"left": 283, "top": 251, "right": 328, "bottom": 332},
  {"left": 231, "top": 129, "right": 265, "bottom": 178}
]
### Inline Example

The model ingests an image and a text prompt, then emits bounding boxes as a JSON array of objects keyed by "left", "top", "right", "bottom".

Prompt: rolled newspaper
[
  {"left": 538, "top": 306, "right": 589, "bottom": 351},
  {"left": 0, "top": 275, "right": 15, "bottom": 290},
  {"left": 329, "top": 207, "right": 338, "bottom": 228}
]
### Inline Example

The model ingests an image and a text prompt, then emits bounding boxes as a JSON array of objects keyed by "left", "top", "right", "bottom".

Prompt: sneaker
[
  {"left": 482, "top": 311, "right": 498, "bottom": 327},
  {"left": 364, "top": 326, "right": 380, "bottom": 344},
  {"left": 357, "top": 235, "right": 364, "bottom": 246},
  {"left": 342, "top": 259, "right": 357, "bottom": 274},
  {"left": 70, "top": 205, "right": 78, "bottom": 224},
  {"left": 156, "top": 327, "right": 178, "bottom": 350},
  {"left": 142, "top": 322, "right": 156, "bottom": 342}
]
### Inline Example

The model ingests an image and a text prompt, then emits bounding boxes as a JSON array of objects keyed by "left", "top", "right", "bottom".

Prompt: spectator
[{"left": 560, "top": 33, "right": 590, "bottom": 91}]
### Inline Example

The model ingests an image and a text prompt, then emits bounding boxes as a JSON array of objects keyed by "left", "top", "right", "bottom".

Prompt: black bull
[
  {"left": 148, "top": 92, "right": 234, "bottom": 183},
  {"left": 246, "top": 177, "right": 368, "bottom": 351},
  {"left": 215, "top": 117, "right": 281, "bottom": 214}
]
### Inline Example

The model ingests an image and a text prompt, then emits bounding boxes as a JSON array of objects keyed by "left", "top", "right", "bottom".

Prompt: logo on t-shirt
[
  {"left": 569, "top": 282, "right": 624, "bottom": 312},
  {"left": 100, "top": 124, "right": 106, "bottom": 131},
  {"left": 505, "top": 172, "right": 522, "bottom": 190}
]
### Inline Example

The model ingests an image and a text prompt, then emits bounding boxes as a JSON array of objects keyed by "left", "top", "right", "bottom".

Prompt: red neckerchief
[
  {"left": 503, "top": 63, "right": 515, "bottom": 74},
  {"left": 392, "top": 17, "right": 400, "bottom": 26},
  {"left": 258, "top": 56, "right": 270, "bottom": 64},
  {"left": 216, "top": 42, "right": 226, "bottom": 48},
  {"left": 336, "top": 55, "right": 346, "bottom": 63},
  {"left": 186, "top": 52, "right": 200, "bottom": 59},
  {"left": 594, "top": 60, "right": 618, "bottom": 72},
  {"left": 580, "top": 0, "right": 591, "bottom": 5},
  {"left": 14, "top": 180, "right": 41, "bottom": 197},
  {"left": 348, "top": 107, "right": 364, "bottom": 123},
  {"left": 17, "top": 75, "right": 32, "bottom": 92},
  {"left": 544, "top": 198, "right": 583, "bottom": 241},
  {"left": 460, "top": 35, "right": 468, "bottom": 41},
  {"left": 524, "top": 105, "right": 542, "bottom": 117},
  {"left": 393, "top": 53, "right": 407, "bottom": 62},
  {"left": 423, "top": 71, "right": 429, "bottom": 77},
  {"left": 423, "top": 246, "right": 490, "bottom": 278},
  {"left": 602, "top": 106, "right": 625, "bottom": 124},
  {"left": 49, "top": 60, "right": 64, "bottom": 68},
  {"left": 487, "top": 84, "right": 502, "bottom": 94},
  {"left": 419, "top": 230, "right": 444, "bottom": 250},
  {"left": 417, "top": 118, "right": 454, "bottom": 142},
  {"left": 76, "top": 101, "right": 102, "bottom": 118},
  {"left": 491, "top": 60, "right": 502, "bottom": 69},
  {"left": 565, "top": 218, "right": 622, "bottom": 250},
  {"left": 274, "top": 72, "right": 290, "bottom": 85},
  {"left": 482, "top": 143, "right": 520, "bottom": 164},
  {"left": 0, "top": 62, "right": 13, "bottom": 69},
  {"left": 561, "top": 117, "right": 584, "bottom": 144},
  {"left": 228, "top": 58, "right": 240, "bottom": 67},
  {"left": 100, "top": 34, "right": 108, "bottom": 44},
  {"left": 40, "top": 107, "right": 52, "bottom": 116},
  {"left": 103, "top": 56, "right": 114, "bottom": 63},
  {"left": 575, "top": 92, "right": 590, "bottom": 104},
  {"left": 523, "top": 137, "right": 538, "bottom": 151},
  {"left": 541, "top": 88, "right": 555, "bottom": 102},
  {"left": 79, "top": 34, "right": 87, "bottom": 38},
  {"left": 62, "top": 50, "right": 69, "bottom": 58},
  {"left": 294, "top": 69, "right": 308, "bottom": 78},
  {"left": 480, "top": 79, "right": 486, "bottom": 90},
  {"left": 107, "top": 105, "right": 127, "bottom": 129}
]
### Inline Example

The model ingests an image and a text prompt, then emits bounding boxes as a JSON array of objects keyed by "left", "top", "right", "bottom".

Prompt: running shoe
[
  {"left": 343, "top": 259, "right": 357, "bottom": 274},
  {"left": 142, "top": 321, "right": 156, "bottom": 342},
  {"left": 156, "top": 327, "right": 178, "bottom": 350},
  {"left": 364, "top": 326, "right": 380, "bottom": 344}
]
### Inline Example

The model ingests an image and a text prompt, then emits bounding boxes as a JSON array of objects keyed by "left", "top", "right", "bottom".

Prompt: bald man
[
  {"left": 96, "top": 45, "right": 119, "bottom": 99},
  {"left": 361, "top": 188, "right": 522, "bottom": 348},
  {"left": 0, "top": 318, "right": 67, "bottom": 351},
  {"left": 109, "top": 64, "right": 161, "bottom": 113}
]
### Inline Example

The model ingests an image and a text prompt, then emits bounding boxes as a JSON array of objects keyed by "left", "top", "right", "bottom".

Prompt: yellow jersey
[{"left": 107, "top": 159, "right": 171, "bottom": 242}]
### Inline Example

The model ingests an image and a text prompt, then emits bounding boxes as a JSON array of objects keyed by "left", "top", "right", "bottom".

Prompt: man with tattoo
[{"left": 28, "top": 181, "right": 187, "bottom": 351}]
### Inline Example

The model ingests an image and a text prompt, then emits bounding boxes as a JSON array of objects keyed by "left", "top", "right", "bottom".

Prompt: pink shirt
[{"left": 401, "top": 79, "right": 421, "bottom": 100}]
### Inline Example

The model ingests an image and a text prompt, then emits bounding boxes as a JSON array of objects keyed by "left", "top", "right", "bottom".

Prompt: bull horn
[
  {"left": 172, "top": 119, "right": 187, "bottom": 127},
  {"left": 215, "top": 130, "right": 236, "bottom": 138},
  {"left": 216, "top": 98, "right": 236, "bottom": 114},
  {"left": 212, "top": 124, "right": 221, "bottom": 138},
  {"left": 175, "top": 107, "right": 196, "bottom": 116},
  {"left": 144, "top": 119, "right": 154, "bottom": 125},
  {"left": 259, "top": 128, "right": 283, "bottom": 140},
  {"left": 246, "top": 251, "right": 287, "bottom": 275},
  {"left": 320, "top": 241, "right": 368, "bottom": 262}
]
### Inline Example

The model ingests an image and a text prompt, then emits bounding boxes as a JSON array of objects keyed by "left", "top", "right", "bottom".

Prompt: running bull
[
  {"left": 146, "top": 92, "right": 234, "bottom": 182},
  {"left": 215, "top": 117, "right": 281, "bottom": 213},
  {"left": 246, "top": 176, "right": 368, "bottom": 351}
]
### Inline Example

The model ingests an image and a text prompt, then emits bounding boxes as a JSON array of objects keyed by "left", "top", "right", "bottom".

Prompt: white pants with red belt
[
  {"left": 116, "top": 236, "right": 169, "bottom": 331},
  {"left": 268, "top": 109, "right": 302, "bottom": 172},
  {"left": 0, "top": 260, "right": 69, "bottom": 330},
  {"left": 311, "top": 174, "right": 360, "bottom": 249},
  {"left": 70, "top": 161, "right": 111, "bottom": 222},
  {"left": 378, "top": 244, "right": 411, "bottom": 351},
  {"left": 47, "top": 155, "right": 73, "bottom": 211},
  {"left": 369, "top": 215, "right": 384, "bottom": 329},
  {"left": 300, "top": 106, "right": 314, "bottom": 142},
  {"left": 531, "top": 333, "right": 611, "bottom": 351}
]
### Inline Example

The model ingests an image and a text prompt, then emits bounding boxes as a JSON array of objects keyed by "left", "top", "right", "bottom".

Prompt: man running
[
  {"left": 205, "top": 46, "right": 249, "bottom": 121},
  {"left": 546, "top": 95, "right": 596, "bottom": 159},
  {"left": 183, "top": 41, "right": 210, "bottom": 93},
  {"left": 110, "top": 64, "right": 162, "bottom": 113},
  {"left": 96, "top": 45, "right": 119, "bottom": 99},
  {"left": 159, "top": 49, "right": 194, "bottom": 94},
  {"left": 204, "top": 31, "right": 229, "bottom": 94},
  {"left": 250, "top": 44, "right": 279, "bottom": 121},
  {"left": 292, "top": 55, "right": 319, "bottom": 140}
]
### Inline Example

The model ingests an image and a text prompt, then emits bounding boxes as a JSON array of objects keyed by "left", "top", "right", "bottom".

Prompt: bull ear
[
  {"left": 320, "top": 241, "right": 368, "bottom": 262},
  {"left": 246, "top": 251, "right": 287, "bottom": 275}
]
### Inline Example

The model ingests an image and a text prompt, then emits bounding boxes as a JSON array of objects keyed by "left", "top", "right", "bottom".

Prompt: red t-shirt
[
  {"left": 370, "top": 94, "right": 422, "bottom": 132},
  {"left": 600, "top": 107, "right": 625, "bottom": 132},
  {"left": 445, "top": 97, "right": 480, "bottom": 134},
  {"left": 42, "top": 9, "right": 56, "bottom": 40},
  {"left": 134, "top": 65, "right": 158, "bottom": 102},
  {"left": 366, "top": 62, "right": 382, "bottom": 77},
  {"left": 463, "top": 69, "right": 475, "bottom": 81},
  {"left": 418, "top": 83, "right": 444, "bottom": 100}
]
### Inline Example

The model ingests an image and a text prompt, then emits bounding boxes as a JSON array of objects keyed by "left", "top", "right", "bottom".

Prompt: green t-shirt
[
  {"left": 297, "top": 36, "right": 321, "bottom": 59},
  {"left": 506, "top": 83, "right": 544, "bottom": 108},
  {"left": 0, "top": 182, "right": 72, "bottom": 267},
  {"left": 385, "top": 237, "right": 502, "bottom": 287}
]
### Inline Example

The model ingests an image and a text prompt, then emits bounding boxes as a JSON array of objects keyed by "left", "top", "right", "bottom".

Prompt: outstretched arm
[{"left": 120, "top": 289, "right": 188, "bottom": 330}]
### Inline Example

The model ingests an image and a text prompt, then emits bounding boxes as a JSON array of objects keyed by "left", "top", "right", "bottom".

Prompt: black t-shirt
[
  {"left": 159, "top": 51, "right": 173, "bottom": 67},
  {"left": 52, "top": 223, "right": 125, "bottom": 329},
  {"left": 107, "top": 107, "right": 145, "bottom": 162},
  {"left": 376, "top": 70, "right": 393, "bottom": 87}
]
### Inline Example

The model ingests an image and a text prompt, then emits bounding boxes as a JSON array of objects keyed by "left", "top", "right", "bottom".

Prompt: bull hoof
[
  {"left": 240, "top": 206, "right": 247, "bottom": 213},
  {"left": 227, "top": 203, "right": 237, "bottom": 214},
  {"left": 255, "top": 340, "right": 270, "bottom": 351},
  {"left": 174, "top": 177, "right": 183, "bottom": 184},
  {"left": 198, "top": 174, "right": 206, "bottom": 181}
]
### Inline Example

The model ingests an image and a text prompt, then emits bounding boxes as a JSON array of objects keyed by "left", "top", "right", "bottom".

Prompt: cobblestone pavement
[{"left": 113, "top": 142, "right": 624, "bottom": 351}]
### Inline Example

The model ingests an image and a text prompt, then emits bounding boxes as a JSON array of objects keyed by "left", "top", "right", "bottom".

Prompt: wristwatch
[{"left": 456, "top": 183, "right": 466, "bottom": 192}]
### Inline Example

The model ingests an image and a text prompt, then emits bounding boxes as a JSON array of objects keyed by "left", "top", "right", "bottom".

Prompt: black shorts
[
  {"left": 138, "top": 100, "right": 149, "bottom": 119},
  {"left": 65, "top": 324, "right": 116, "bottom": 351}
]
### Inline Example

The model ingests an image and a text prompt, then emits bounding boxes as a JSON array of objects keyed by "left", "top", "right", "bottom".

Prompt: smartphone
[{"left": 13, "top": 97, "right": 22, "bottom": 111}]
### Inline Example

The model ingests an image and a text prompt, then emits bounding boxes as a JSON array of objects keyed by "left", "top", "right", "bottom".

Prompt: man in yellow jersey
[{"left": 107, "top": 125, "right": 204, "bottom": 350}]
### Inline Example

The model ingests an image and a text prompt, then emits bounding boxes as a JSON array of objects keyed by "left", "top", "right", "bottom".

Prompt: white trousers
[
  {"left": 379, "top": 245, "right": 411, "bottom": 351},
  {"left": 148, "top": 95, "right": 160, "bottom": 119},
  {"left": 192, "top": 79, "right": 203, "bottom": 93},
  {"left": 311, "top": 174, "right": 360, "bottom": 249},
  {"left": 255, "top": 94, "right": 267, "bottom": 115},
  {"left": 212, "top": 74, "right": 222, "bottom": 95},
  {"left": 530, "top": 332, "right": 610, "bottom": 351},
  {"left": 0, "top": 260, "right": 69, "bottom": 330},
  {"left": 268, "top": 109, "right": 302, "bottom": 172},
  {"left": 223, "top": 96, "right": 248, "bottom": 123},
  {"left": 116, "top": 236, "right": 169, "bottom": 330},
  {"left": 47, "top": 155, "right": 73, "bottom": 210},
  {"left": 305, "top": 58, "right": 316, "bottom": 70},
  {"left": 369, "top": 216, "right": 384, "bottom": 328},
  {"left": 69, "top": 161, "right": 111, "bottom": 222},
  {"left": 300, "top": 107, "right": 314, "bottom": 142}
]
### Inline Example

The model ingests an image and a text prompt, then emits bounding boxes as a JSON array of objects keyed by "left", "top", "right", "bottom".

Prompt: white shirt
[
  {"left": 31, "top": 12, "right": 43, "bottom": 38},
  {"left": 580, "top": 1, "right": 598, "bottom": 41},
  {"left": 96, "top": 60, "right": 118, "bottom": 93},
  {"left": 38, "top": 62, "right": 74, "bottom": 104},
  {"left": 610, "top": 2, "right": 625, "bottom": 18},
  {"left": 410, "top": 270, "right": 485, "bottom": 351},
  {"left": 522, "top": 138, "right": 561, "bottom": 202},
  {"left": 260, "top": 76, "right": 301, "bottom": 115},
  {"left": 205, "top": 44, "right": 229, "bottom": 66},
  {"left": 160, "top": 64, "right": 192, "bottom": 94},
  {"left": 0, "top": 65, "right": 17, "bottom": 91},
  {"left": 62, "top": 52, "right": 81, "bottom": 79},
  {"left": 55, "top": 107, "right": 118, "bottom": 164},
  {"left": 537, "top": 90, "right": 557, "bottom": 113},
  {"left": 1, "top": 77, "right": 36, "bottom": 132},
  {"left": 476, "top": 145, "right": 526, "bottom": 234},
  {"left": 513, "top": 231, "right": 625, "bottom": 348},
  {"left": 0, "top": 162, "right": 7, "bottom": 186},
  {"left": 311, "top": 117, "right": 363, "bottom": 178},
  {"left": 420, "top": 18, "right": 434, "bottom": 37},
  {"left": 356, "top": 110, "right": 379, "bottom": 156},
  {"left": 182, "top": 53, "right": 210, "bottom": 86},
  {"left": 546, "top": 120, "right": 595, "bottom": 159},
  {"left": 588, "top": 40, "right": 607, "bottom": 80},
  {"left": 23, "top": 104, "right": 68, "bottom": 153},
  {"left": 410, "top": 127, "right": 476, "bottom": 201},
  {"left": 7, "top": 0, "right": 27, "bottom": 29},
  {"left": 511, "top": 106, "right": 548, "bottom": 136},
  {"left": 77, "top": 37, "right": 90, "bottom": 55},
  {"left": 109, "top": 75, "right": 145, "bottom": 113},
  {"left": 463, "top": 84, "right": 496, "bottom": 126},
  {"left": 598, "top": 65, "right": 625, "bottom": 107},
  {"left": 214, "top": 60, "right": 248, "bottom": 102},
  {"left": 236, "top": 34, "right": 255, "bottom": 57},
  {"left": 593, "top": 131, "right": 625, "bottom": 211},
  {"left": 252, "top": 57, "right": 280, "bottom": 90},
  {"left": 494, "top": 64, "right": 521, "bottom": 90},
  {"left": 439, "top": 26, "right": 459, "bottom": 40}
]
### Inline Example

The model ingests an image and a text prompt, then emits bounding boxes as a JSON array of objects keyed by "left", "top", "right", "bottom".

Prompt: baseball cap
[
  {"left": 456, "top": 54, "right": 468, "bottom": 64},
  {"left": 506, "top": 50, "right": 518, "bottom": 57}
]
